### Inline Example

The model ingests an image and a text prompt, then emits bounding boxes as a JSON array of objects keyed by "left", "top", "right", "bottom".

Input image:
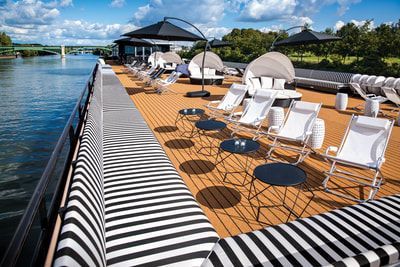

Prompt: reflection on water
[{"left": 0, "top": 54, "right": 97, "bottom": 257}]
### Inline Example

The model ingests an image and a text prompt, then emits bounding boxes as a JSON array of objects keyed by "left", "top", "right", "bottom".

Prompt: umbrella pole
[{"left": 164, "top": 17, "right": 210, "bottom": 97}]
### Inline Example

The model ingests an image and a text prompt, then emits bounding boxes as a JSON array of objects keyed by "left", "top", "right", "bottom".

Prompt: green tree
[{"left": 0, "top": 32, "right": 12, "bottom": 46}]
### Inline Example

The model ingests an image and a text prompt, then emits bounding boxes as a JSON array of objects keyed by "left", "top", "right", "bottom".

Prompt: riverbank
[{"left": 0, "top": 55, "right": 17, "bottom": 59}]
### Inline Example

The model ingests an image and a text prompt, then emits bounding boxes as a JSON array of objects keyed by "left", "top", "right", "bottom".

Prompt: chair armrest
[
  {"left": 325, "top": 146, "right": 338, "bottom": 156},
  {"left": 267, "top": 125, "right": 280, "bottom": 134},
  {"left": 366, "top": 93, "right": 376, "bottom": 97},
  {"left": 207, "top": 100, "right": 221, "bottom": 107}
]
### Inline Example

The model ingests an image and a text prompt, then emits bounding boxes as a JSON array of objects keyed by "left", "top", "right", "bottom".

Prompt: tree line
[{"left": 180, "top": 20, "right": 400, "bottom": 77}]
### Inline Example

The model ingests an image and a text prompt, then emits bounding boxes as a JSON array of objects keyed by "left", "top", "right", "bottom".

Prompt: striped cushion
[
  {"left": 54, "top": 69, "right": 106, "bottom": 267},
  {"left": 202, "top": 194, "right": 400, "bottom": 267},
  {"left": 102, "top": 75, "right": 219, "bottom": 266},
  {"left": 295, "top": 68, "right": 354, "bottom": 91},
  {"left": 329, "top": 242, "right": 400, "bottom": 267}
]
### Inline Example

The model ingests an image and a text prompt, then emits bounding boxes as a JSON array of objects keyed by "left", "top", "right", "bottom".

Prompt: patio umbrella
[
  {"left": 113, "top": 37, "right": 153, "bottom": 46},
  {"left": 122, "top": 18, "right": 210, "bottom": 97},
  {"left": 274, "top": 29, "right": 341, "bottom": 46},
  {"left": 209, "top": 38, "right": 231, "bottom": 48},
  {"left": 122, "top": 21, "right": 204, "bottom": 41}
]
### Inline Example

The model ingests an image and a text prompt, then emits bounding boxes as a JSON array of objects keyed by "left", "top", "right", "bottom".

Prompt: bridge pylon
[{"left": 61, "top": 45, "right": 65, "bottom": 58}]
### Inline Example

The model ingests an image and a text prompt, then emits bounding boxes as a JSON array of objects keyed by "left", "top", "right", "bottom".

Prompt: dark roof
[
  {"left": 209, "top": 39, "right": 231, "bottom": 48},
  {"left": 122, "top": 21, "right": 204, "bottom": 41},
  {"left": 274, "top": 30, "right": 341, "bottom": 46},
  {"left": 113, "top": 37, "right": 153, "bottom": 46}
]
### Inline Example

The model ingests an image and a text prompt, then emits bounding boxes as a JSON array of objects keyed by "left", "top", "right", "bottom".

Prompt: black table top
[
  {"left": 220, "top": 138, "right": 260, "bottom": 154},
  {"left": 253, "top": 163, "right": 307, "bottom": 186},
  {"left": 195, "top": 120, "right": 226, "bottom": 131},
  {"left": 178, "top": 108, "right": 205, "bottom": 115}
]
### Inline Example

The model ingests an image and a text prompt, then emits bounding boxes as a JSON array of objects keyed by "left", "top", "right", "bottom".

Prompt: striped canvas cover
[
  {"left": 54, "top": 66, "right": 219, "bottom": 267},
  {"left": 202, "top": 194, "right": 400, "bottom": 267}
]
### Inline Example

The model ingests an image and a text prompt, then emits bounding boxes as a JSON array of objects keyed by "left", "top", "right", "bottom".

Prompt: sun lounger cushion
[
  {"left": 355, "top": 116, "right": 391, "bottom": 130},
  {"left": 250, "top": 77, "right": 262, "bottom": 90},
  {"left": 329, "top": 242, "right": 400, "bottom": 267},
  {"left": 202, "top": 194, "right": 400, "bottom": 267},
  {"left": 294, "top": 100, "right": 320, "bottom": 112},
  {"left": 273, "top": 78, "right": 286, "bottom": 90},
  {"left": 260, "top": 77, "right": 273, "bottom": 89},
  {"left": 54, "top": 65, "right": 219, "bottom": 267}
]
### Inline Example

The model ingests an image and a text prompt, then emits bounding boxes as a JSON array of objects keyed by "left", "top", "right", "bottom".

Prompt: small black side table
[
  {"left": 194, "top": 120, "right": 226, "bottom": 155},
  {"left": 249, "top": 163, "right": 314, "bottom": 222},
  {"left": 216, "top": 138, "right": 260, "bottom": 186},
  {"left": 175, "top": 108, "right": 205, "bottom": 137}
]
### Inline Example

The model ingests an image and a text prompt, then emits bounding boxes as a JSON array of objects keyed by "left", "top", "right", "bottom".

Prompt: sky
[{"left": 0, "top": 0, "right": 399, "bottom": 45}]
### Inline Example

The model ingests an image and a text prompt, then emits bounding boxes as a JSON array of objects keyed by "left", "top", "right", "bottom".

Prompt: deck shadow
[
  {"left": 154, "top": 126, "right": 178, "bottom": 133},
  {"left": 201, "top": 95, "right": 224, "bottom": 101},
  {"left": 196, "top": 186, "right": 241, "bottom": 209},
  {"left": 179, "top": 159, "right": 215, "bottom": 174},
  {"left": 126, "top": 87, "right": 146, "bottom": 95},
  {"left": 165, "top": 139, "right": 194, "bottom": 149}
]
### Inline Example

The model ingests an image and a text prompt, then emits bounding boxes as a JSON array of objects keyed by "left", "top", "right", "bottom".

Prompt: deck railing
[{"left": 0, "top": 64, "right": 99, "bottom": 267}]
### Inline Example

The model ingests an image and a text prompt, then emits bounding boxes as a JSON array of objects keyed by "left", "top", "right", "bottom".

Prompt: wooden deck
[{"left": 112, "top": 65, "right": 400, "bottom": 238}]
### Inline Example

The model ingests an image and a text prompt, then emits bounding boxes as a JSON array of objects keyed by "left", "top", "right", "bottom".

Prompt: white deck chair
[
  {"left": 206, "top": 84, "right": 248, "bottom": 118},
  {"left": 322, "top": 115, "right": 394, "bottom": 202},
  {"left": 265, "top": 101, "right": 322, "bottom": 165},
  {"left": 227, "top": 89, "right": 278, "bottom": 138},
  {"left": 152, "top": 71, "right": 176, "bottom": 87},
  {"left": 156, "top": 72, "right": 182, "bottom": 94},
  {"left": 350, "top": 83, "right": 387, "bottom": 110},
  {"left": 382, "top": 87, "right": 400, "bottom": 113},
  {"left": 138, "top": 65, "right": 157, "bottom": 79}
]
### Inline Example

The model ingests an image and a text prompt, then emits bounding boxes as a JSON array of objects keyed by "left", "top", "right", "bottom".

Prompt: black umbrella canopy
[
  {"left": 209, "top": 39, "right": 231, "bottom": 48},
  {"left": 122, "top": 21, "right": 205, "bottom": 41},
  {"left": 113, "top": 37, "right": 153, "bottom": 46},
  {"left": 274, "top": 29, "right": 341, "bottom": 46}
]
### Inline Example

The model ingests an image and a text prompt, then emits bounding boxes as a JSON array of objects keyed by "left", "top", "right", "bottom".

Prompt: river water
[{"left": 0, "top": 55, "right": 98, "bottom": 257}]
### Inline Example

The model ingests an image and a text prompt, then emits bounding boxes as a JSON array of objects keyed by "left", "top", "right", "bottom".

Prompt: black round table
[
  {"left": 249, "top": 163, "right": 314, "bottom": 222},
  {"left": 194, "top": 120, "right": 227, "bottom": 155},
  {"left": 195, "top": 120, "right": 226, "bottom": 131},
  {"left": 217, "top": 138, "right": 260, "bottom": 185},
  {"left": 175, "top": 108, "right": 205, "bottom": 137}
]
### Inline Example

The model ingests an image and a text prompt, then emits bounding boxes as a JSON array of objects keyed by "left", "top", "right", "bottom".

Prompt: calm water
[{"left": 0, "top": 55, "right": 98, "bottom": 256}]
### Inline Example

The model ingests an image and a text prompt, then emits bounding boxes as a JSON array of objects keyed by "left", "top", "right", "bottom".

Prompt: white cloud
[
  {"left": 1, "top": 0, "right": 61, "bottom": 25},
  {"left": 334, "top": 20, "right": 345, "bottom": 30},
  {"left": 239, "top": 0, "right": 296, "bottom": 22},
  {"left": 133, "top": 0, "right": 225, "bottom": 25},
  {"left": 110, "top": 0, "right": 125, "bottom": 8},
  {"left": 59, "top": 0, "right": 73, "bottom": 7},
  {"left": 1, "top": 19, "right": 138, "bottom": 45},
  {"left": 334, "top": 19, "right": 375, "bottom": 31},
  {"left": 196, "top": 25, "right": 232, "bottom": 39},
  {"left": 238, "top": 0, "right": 360, "bottom": 22}
]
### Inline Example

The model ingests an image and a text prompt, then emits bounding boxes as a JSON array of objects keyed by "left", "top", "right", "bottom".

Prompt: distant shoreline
[{"left": 0, "top": 55, "right": 17, "bottom": 59}]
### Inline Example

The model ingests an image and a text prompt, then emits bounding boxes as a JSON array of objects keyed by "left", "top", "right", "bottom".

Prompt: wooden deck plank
[{"left": 112, "top": 66, "right": 400, "bottom": 238}]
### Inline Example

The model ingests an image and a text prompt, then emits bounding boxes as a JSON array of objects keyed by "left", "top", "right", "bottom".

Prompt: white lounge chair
[
  {"left": 265, "top": 101, "right": 322, "bottom": 165},
  {"left": 349, "top": 83, "right": 387, "bottom": 110},
  {"left": 322, "top": 115, "right": 394, "bottom": 202},
  {"left": 206, "top": 84, "right": 248, "bottom": 118},
  {"left": 155, "top": 72, "right": 182, "bottom": 94},
  {"left": 227, "top": 89, "right": 278, "bottom": 138},
  {"left": 382, "top": 87, "right": 400, "bottom": 113}
]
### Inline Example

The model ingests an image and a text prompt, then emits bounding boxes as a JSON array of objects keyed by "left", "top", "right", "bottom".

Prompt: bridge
[{"left": 0, "top": 45, "right": 112, "bottom": 56}]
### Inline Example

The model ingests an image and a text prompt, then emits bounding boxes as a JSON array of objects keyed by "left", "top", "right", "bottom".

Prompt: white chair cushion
[
  {"left": 355, "top": 116, "right": 390, "bottom": 130},
  {"left": 203, "top": 68, "right": 210, "bottom": 75},
  {"left": 294, "top": 101, "right": 319, "bottom": 112},
  {"left": 191, "top": 67, "right": 201, "bottom": 76},
  {"left": 208, "top": 69, "right": 216, "bottom": 76},
  {"left": 273, "top": 78, "right": 286, "bottom": 90},
  {"left": 260, "top": 77, "right": 273, "bottom": 89},
  {"left": 251, "top": 77, "right": 262, "bottom": 90}
]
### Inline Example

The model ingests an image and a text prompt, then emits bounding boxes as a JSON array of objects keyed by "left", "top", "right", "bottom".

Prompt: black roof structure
[
  {"left": 274, "top": 30, "right": 341, "bottom": 46},
  {"left": 122, "top": 21, "right": 205, "bottom": 41},
  {"left": 113, "top": 37, "right": 153, "bottom": 46}
]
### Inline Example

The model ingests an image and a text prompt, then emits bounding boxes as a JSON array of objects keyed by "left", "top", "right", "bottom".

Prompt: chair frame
[
  {"left": 227, "top": 90, "right": 278, "bottom": 139},
  {"left": 265, "top": 101, "right": 322, "bottom": 165},
  {"left": 206, "top": 84, "right": 248, "bottom": 118},
  {"left": 322, "top": 115, "right": 394, "bottom": 202},
  {"left": 156, "top": 72, "right": 182, "bottom": 94}
]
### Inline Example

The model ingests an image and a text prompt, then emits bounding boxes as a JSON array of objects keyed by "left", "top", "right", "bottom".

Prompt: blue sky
[{"left": 0, "top": 0, "right": 399, "bottom": 45}]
